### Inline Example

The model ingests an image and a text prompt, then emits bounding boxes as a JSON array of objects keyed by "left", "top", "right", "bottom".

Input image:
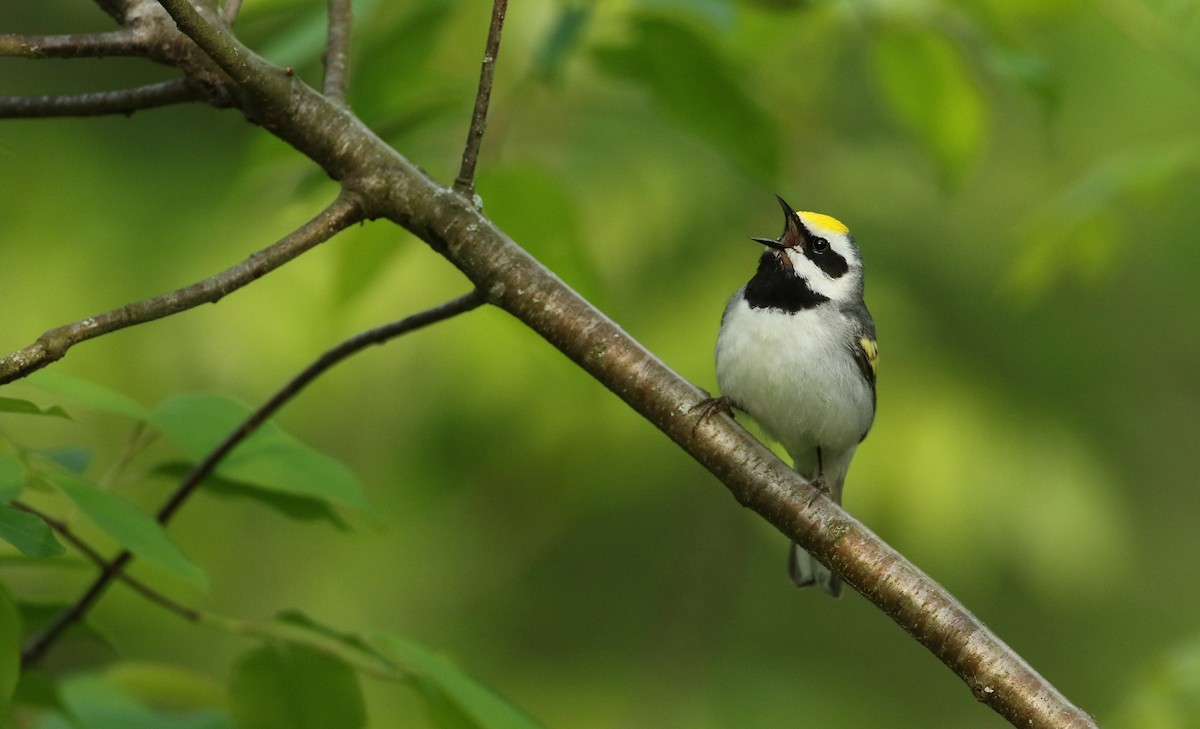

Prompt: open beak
[{"left": 750, "top": 194, "right": 808, "bottom": 251}]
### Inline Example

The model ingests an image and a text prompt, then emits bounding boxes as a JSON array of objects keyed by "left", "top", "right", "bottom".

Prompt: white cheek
[{"left": 787, "top": 252, "right": 859, "bottom": 301}]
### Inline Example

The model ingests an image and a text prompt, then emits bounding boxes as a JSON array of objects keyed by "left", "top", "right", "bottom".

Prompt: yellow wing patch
[
  {"left": 799, "top": 211, "right": 850, "bottom": 235},
  {"left": 860, "top": 337, "right": 879, "bottom": 378}
]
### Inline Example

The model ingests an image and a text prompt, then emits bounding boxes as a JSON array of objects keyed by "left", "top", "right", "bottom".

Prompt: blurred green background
[{"left": 3, "top": 0, "right": 1200, "bottom": 726}]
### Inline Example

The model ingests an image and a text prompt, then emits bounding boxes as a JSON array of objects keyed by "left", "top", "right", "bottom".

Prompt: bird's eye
[{"left": 812, "top": 237, "right": 829, "bottom": 253}]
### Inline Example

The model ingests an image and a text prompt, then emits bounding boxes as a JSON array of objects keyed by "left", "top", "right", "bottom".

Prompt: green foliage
[
  {"left": 0, "top": 581, "right": 19, "bottom": 709},
  {"left": 0, "top": 398, "right": 69, "bottom": 420},
  {"left": 0, "top": 453, "right": 26, "bottom": 502},
  {"left": 39, "top": 468, "right": 207, "bottom": 588},
  {"left": 592, "top": 13, "right": 780, "bottom": 178},
  {"left": 3, "top": 0, "right": 1199, "bottom": 727},
  {"left": 375, "top": 634, "right": 545, "bottom": 729},
  {"left": 0, "top": 505, "right": 65, "bottom": 558},
  {"left": 1114, "top": 637, "right": 1200, "bottom": 729},
  {"left": 228, "top": 644, "right": 366, "bottom": 729},
  {"left": 870, "top": 25, "right": 987, "bottom": 184},
  {"left": 533, "top": 4, "right": 592, "bottom": 82},
  {"left": 35, "top": 670, "right": 231, "bottom": 729},
  {"left": 150, "top": 394, "right": 372, "bottom": 515},
  {"left": 26, "top": 371, "right": 150, "bottom": 421}
]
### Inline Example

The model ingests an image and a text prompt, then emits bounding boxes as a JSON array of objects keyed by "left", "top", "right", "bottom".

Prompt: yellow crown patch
[{"left": 798, "top": 211, "right": 849, "bottom": 235}]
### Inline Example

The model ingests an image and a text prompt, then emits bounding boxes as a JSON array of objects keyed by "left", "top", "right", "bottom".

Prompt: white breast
[{"left": 715, "top": 293, "right": 874, "bottom": 462}]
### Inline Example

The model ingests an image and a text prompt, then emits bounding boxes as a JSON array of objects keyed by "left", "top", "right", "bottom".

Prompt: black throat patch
[{"left": 743, "top": 252, "right": 828, "bottom": 312}]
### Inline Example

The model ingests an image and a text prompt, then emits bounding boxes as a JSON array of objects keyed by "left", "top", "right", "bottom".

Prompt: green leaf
[
  {"left": 375, "top": 634, "right": 545, "bottom": 729},
  {"left": 534, "top": 4, "right": 592, "bottom": 82},
  {"left": 153, "top": 461, "right": 349, "bottom": 530},
  {"left": 0, "top": 397, "right": 69, "bottom": 420},
  {"left": 0, "top": 453, "right": 28, "bottom": 502},
  {"left": 107, "top": 662, "right": 227, "bottom": 715},
  {"left": 54, "top": 672, "right": 232, "bottom": 729},
  {"left": 150, "top": 394, "right": 370, "bottom": 514},
  {"left": 0, "top": 504, "right": 65, "bottom": 557},
  {"left": 592, "top": 14, "right": 780, "bottom": 177},
  {"left": 273, "top": 610, "right": 393, "bottom": 667},
  {"left": 871, "top": 25, "right": 987, "bottom": 183},
  {"left": 0, "top": 581, "right": 20, "bottom": 706},
  {"left": 228, "top": 644, "right": 366, "bottom": 729},
  {"left": 41, "top": 469, "right": 206, "bottom": 588},
  {"left": 25, "top": 370, "right": 149, "bottom": 420}
]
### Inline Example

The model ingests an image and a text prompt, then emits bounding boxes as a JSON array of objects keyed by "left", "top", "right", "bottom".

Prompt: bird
[{"left": 713, "top": 195, "right": 877, "bottom": 597}]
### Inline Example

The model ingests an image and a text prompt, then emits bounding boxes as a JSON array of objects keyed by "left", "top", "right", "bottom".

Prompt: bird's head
[{"left": 747, "top": 195, "right": 864, "bottom": 308}]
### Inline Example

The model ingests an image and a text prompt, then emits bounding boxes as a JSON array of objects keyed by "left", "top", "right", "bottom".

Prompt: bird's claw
[
  {"left": 806, "top": 475, "right": 830, "bottom": 506},
  {"left": 690, "top": 395, "right": 733, "bottom": 436}
]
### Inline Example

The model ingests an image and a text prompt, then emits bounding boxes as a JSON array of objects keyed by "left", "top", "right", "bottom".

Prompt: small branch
[
  {"left": 0, "top": 192, "right": 363, "bottom": 385},
  {"left": 322, "top": 0, "right": 353, "bottom": 104},
  {"left": 11, "top": 503, "right": 398, "bottom": 679},
  {"left": 19, "top": 291, "right": 486, "bottom": 667},
  {"left": 10, "top": 501, "right": 201, "bottom": 622},
  {"left": 154, "top": 0, "right": 286, "bottom": 95},
  {"left": 0, "top": 30, "right": 148, "bottom": 59},
  {"left": 0, "top": 80, "right": 196, "bottom": 119},
  {"left": 154, "top": 289, "right": 485, "bottom": 524},
  {"left": 453, "top": 0, "right": 508, "bottom": 201},
  {"left": 222, "top": 0, "right": 245, "bottom": 26}
]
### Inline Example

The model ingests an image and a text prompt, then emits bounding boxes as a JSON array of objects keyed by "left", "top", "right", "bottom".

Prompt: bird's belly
[{"left": 716, "top": 304, "right": 873, "bottom": 455}]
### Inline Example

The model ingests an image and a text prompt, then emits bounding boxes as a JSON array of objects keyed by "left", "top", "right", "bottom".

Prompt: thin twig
[
  {"left": 453, "top": 0, "right": 508, "bottom": 201},
  {"left": 154, "top": 288, "right": 485, "bottom": 525},
  {"left": 10, "top": 502, "right": 401, "bottom": 679},
  {"left": 222, "top": 0, "right": 245, "bottom": 26},
  {"left": 154, "top": 0, "right": 280, "bottom": 91},
  {"left": 9, "top": 501, "right": 201, "bottom": 622},
  {"left": 0, "top": 192, "right": 364, "bottom": 385},
  {"left": 0, "top": 30, "right": 148, "bottom": 59},
  {"left": 0, "top": 80, "right": 196, "bottom": 119},
  {"left": 19, "top": 290, "right": 486, "bottom": 667},
  {"left": 322, "top": 0, "right": 353, "bottom": 104}
]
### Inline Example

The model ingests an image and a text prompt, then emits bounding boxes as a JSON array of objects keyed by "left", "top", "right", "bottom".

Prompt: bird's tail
[
  {"left": 787, "top": 454, "right": 851, "bottom": 597},
  {"left": 789, "top": 543, "right": 842, "bottom": 597}
]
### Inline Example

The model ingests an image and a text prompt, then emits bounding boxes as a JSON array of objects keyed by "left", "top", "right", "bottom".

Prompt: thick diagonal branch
[
  {"left": 0, "top": 192, "right": 363, "bottom": 385},
  {"left": 8, "top": 3, "right": 1099, "bottom": 726}
]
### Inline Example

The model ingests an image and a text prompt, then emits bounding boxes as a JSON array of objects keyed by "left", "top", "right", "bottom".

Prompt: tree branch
[
  {"left": 10, "top": 500, "right": 202, "bottom": 622},
  {"left": 0, "top": 191, "right": 364, "bottom": 385},
  {"left": 389, "top": 194, "right": 1100, "bottom": 729},
  {"left": 0, "top": 79, "right": 197, "bottom": 119},
  {"left": 0, "top": 30, "right": 148, "bottom": 59},
  {"left": 454, "top": 0, "right": 508, "bottom": 201},
  {"left": 19, "top": 291, "right": 486, "bottom": 667},
  {"left": 153, "top": 289, "right": 485, "bottom": 525},
  {"left": 4, "top": 4, "right": 1098, "bottom": 725},
  {"left": 222, "top": 0, "right": 245, "bottom": 26},
  {"left": 153, "top": 0, "right": 290, "bottom": 101},
  {"left": 322, "top": 0, "right": 352, "bottom": 104}
]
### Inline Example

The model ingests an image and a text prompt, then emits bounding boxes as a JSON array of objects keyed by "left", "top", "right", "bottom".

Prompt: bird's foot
[
  {"left": 806, "top": 475, "right": 830, "bottom": 506},
  {"left": 689, "top": 395, "right": 734, "bottom": 436}
]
